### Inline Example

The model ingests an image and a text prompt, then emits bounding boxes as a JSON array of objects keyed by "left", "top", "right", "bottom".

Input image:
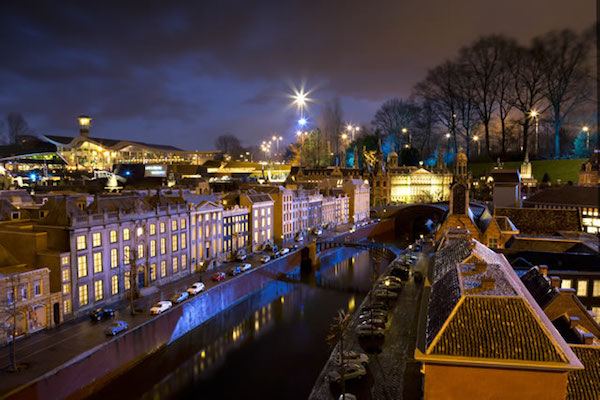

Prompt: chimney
[
  {"left": 583, "top": 333, "right": 595, "bottom": 345},
  {"left": 569, "top": 316, "right": 580, "bottom": 329},
  {"left": 474, "top": 261, "right": 487, "bottom": 273},
  {"left": 481, "top": 276, "right": 495, "bottom": 291},
  {"left": 550, "top": 276, "right": 560, "bottom": 288},
  {"left": 538, "top": 265, "right": 548, "bottom": 276}
]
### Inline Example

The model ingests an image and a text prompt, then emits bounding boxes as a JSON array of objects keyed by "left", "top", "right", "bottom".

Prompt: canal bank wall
[{"left": 4, "top": 223, "right": 391, "bottom": 400}]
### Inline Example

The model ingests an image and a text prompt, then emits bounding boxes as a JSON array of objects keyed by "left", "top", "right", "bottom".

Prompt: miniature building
[
  {"left": 579, "top": 150, "right": 600, "bottom": 186},
  {"left": 490, "top": 169, "right": 522, "bottom": 208}
]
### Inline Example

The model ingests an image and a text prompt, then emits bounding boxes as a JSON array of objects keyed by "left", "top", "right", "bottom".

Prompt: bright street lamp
[
  {"left": 473, "top": 135, "right": 480, "bottom": 156},
  {"left": 298, "top": 117, "right": 307, "bottom": 127},
  {"left": 583, "top": 126, "right": 590, "bottom": 149},
  {"left": 402, "top": 127, "right": 411, "bottom": 147},
  {"left": 529, "top": 110, "right": 539, "bottom": 155}
]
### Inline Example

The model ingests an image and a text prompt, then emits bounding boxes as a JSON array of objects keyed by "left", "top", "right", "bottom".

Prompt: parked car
[
  {"left": 288, "top": 244, "right": 298, "bottom": 251},
  {"left": 212, "top": 272, "right": 226, "bottom": 282},
  {"left": 260, "top": 255, "right": 271, "bottom": 263},
  {"left": 187, "top": 282, "right": 205, "bottom": 295},
  {"left": 280, "top": 247, "right": 290, "bottom": 255},
  {"left": 150, "top": 301, "right": 172, "bottom": 315},
  {"left": 332, "top": 351, "right": 369, "bottom": 366},
  {"left": 374, "top": 289, "right": 398, "bottom": 300},
  {"left": 349, "top": 227, "right": 356, "bottom": 233},
  {"left": 240, "top": 263, "right": 252, "bottom": 272},
  {"left": 104, "top": 320, "right": 128, "bottom": 336},
  {"left": 362, "top": 301, "right": 390, "bottom": 311},
  {"left": 236, "top": 249, "right": 247, "bottom": 261},
  {"left": 356, "top": 325, "right": 385, "bottom": 338},
  {"left": 90, "top": 308, "right": 115, "bottom": 321},
  {"left": 378, "top": 280, "right": 402, "bottom": 292},
  {"left": 359, "top": 311, "right": 387, "bottom": 323},
  {"left": 359, "top": 319, "right": 386, "bottom": 329},
  {"left": 381, "top": 276, "right": 403, "bottom": 285},
  {"left": 328, "top": 363, "right": 367, "bottom": 383},
  {"left": 228, "top": 266, "right": 242, "bottom": 276},
  {"left": 338, "top": 394, "right": 357, "bottom": 400},
  {"left": 390, "top": 267, "right": 410, "bottom": 281},
  {"left": 294, "top": 234, "right": 304, "bottom": 242},
  {"left": 271, "top": 251, "right": 281, "bottom": 259},
  {"left": 170, "top": 291, "right": 190, "bottom": 304},
  {"left": 314, "top": 229, "right": 323, "bottom": 236}
]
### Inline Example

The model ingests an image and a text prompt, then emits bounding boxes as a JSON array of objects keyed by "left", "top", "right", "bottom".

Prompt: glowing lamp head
[
  {"left": 384, "top": 279, "right": 390, "bottom": 287},
  {"left": 298, "top": 117, "right": 307, "bottom": 127},
  {"left": 341, "top": 133, "right": 348, "bottom": 140},
  {"left": 473, "top": 136, "right": 479, "bottom": 141},
  {"left": 583, "top": 126, "right": 589, "bottom": 132},
  {"left": 77, "top": 115, "right": 91, "bottom": 127},
  {"left": 402, "top": 127, "right": 408, "bottom": 133},
  {"left": 530, "top": 110, "right": 538, "bottom": 118},
  {"left": 446, "top": 133, "right": 451, "bottom": 139},
  {"left": 346, "top": 124, "right": 353, "bottom": 131}
]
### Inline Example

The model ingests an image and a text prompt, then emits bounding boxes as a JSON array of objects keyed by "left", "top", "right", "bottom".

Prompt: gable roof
[
  {"left": 567, "top": 345, "right": 600, "bottom": 400},
  {"left": 524, "top": 186, "right": 599, "bottom": 208},
  {"left": 520, "top": 267, "right": 559, "bottom": 308},
  {"left": 495, "top": 207, "right": 581, "bottom": 235}
]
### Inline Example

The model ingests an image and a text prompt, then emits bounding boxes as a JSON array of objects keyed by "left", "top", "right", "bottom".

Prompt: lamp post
[
  {"left": 272, "top": 135, "right": 283, "bottom": 159},
  {"left": 445, "top": 133, "right": 451, "bottom": 152},
  {"left": 296, "top": 130, "right": 308, "bottom": 167},
  {"left": 473, "top": 135, "right": 480, "bottom": 157},
  {"left": 402, "top": 127, "right": 411, "bottom": 148},
  {"left": 530, "top": 110, "right": 539, "bottom": 155},
  {"left": 341, "top": 133, "right": 348, "bottom": 167},
  {"left": 583, "top": 126, "right": 590, "bottom": 149}
]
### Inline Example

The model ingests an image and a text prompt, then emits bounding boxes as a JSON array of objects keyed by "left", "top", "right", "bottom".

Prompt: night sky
[{"left": 0, "top": 1, "right": 594, "bottom": 151}]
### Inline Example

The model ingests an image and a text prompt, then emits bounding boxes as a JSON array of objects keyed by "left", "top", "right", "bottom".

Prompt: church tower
[
  {"left": 520, "top": 151, "right": 532, "bottom": 180},
  {"left": 450, "top": 147, "right": 469, "bottom": 215},
  {"left": 387, "top": 146, "right": 398, "bottom": 168},
  {"left": 372, "top": 139, "right": 390, "bottom": 206}
]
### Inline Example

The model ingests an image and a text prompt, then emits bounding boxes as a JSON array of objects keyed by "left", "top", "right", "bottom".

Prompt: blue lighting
[
  {"left": 29, "top": 173, "right": 36, "bottom": 182},
  {"left": 124, "top": 170, "right": 131, "bottom": 176},
  {"left": 298, "top": 117, "right": 307, "bottom": 127}
]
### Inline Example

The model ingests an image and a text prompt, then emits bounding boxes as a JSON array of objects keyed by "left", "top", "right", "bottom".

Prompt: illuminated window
[
  {"left": 181, "top": 233, "right": 187, "bottom": 249},
  {"left": 160, "top": 222, "right": 165, "bottom": 233},
  {"left": 213, "top": 224, "right": 216, "bottom": 236},
  {"left": 181, "top": 218, "right": 186, "bottom": 229},
  {"left": 488, "top": 238, "right": 498, "bottom": 249},
  {"left": 124, "top": 246, "right": 130, "bottom": 264},
  {"left": 150, "top": 224, "right": 156, "bottom": 235},
  {"left": 93, "top": 252, "right": 103, "bottom": 273},
  {"left": 111, "top": 275, "right": 119, "bottom": 295},
  {"left": 261, "top": 209, "right": 265, "bottom": 216},
  {"left": 199, "top": 214, "right": 203, "bottom": 223},
  {"left": 254, "top": 232, "right": 258, "bottom": 243},
  {"left": 150, "top": 240, "right": 156, "bottom": 257},
  {"left": 205, "top": 225, "right": 210, "bottom": 238},
  {"left": 62, "top": 268, "right": 70, "bottom": 282},
  {"left": 111, "top": 248, "right": 118, "bottom": 268},
  {"left": 63, "top": 299, "right": 72, "bottom": 314},
  {"left": 94, "top": 280, "right": 104, "bottom": 301},
  {"left": 124, "top": 271, "right": 130, "bottom": 290},
  {"left": 191, "top": 229, "right": 196, "bottom": 241},
  {"left": 254, "top": 220, "right": 258, "bottom": 229},
  {"left": 182, "top": 254, "right": 187, "bottom": 268},
  {"left": 561, "top": 279, "right": 572, "bottom": 289},
  {"left": 79, "top": 284, "right": 89, "bottom": 306},
  {"left": 173, "top": 257, "right": 179, "bottom": 273},
  {"left": 110, "top": 230, "right": 118, "bottom": 243},
  {"left": 172, "top": 235, "right": 178, "bottom": 251},
  {"left": 123, "top": 228, "right": 130, "bottom": 241},
  {"left": 577, "top": 280, "right": 588, "bottom": 297},
  {"left": 172, "top": 219, "right": 178, "bottom": 231},
  {"left": 161, "top": 261, "right": 167, "bottom": 277},
  {"left": 63, "top": 283, "right": 70, "bottom": 294},
  {"left": 150, "top": 263, "right": 157, "bottom": 281},
  {"left": 593, "top": 280, "right": 600, "bottom": 297},
  {"left": 92, "top": 232, "right": 102, "bottom": 247},
  {"left": 62, "top": 255, "right": 69, "bottom": 265},
  {"left": 77, "top": 255, "right": 87, "bottom": 277},
  {"left": 160, "top": 238, "right": 166, "bottom": 254},
  {"left": 76, "top": 235, "right": 86, "bottom": 250}
]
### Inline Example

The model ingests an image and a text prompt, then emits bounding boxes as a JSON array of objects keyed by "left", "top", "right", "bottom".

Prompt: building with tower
[{"left": 579, "top": 150, "right": 600, "bottom": 186}]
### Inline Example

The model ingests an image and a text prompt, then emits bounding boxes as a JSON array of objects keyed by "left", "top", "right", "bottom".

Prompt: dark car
[
  {"left": 228, "top": 266, "right": 242, "bottom": 276},
  {"left": 90, "top": 308, "right": 115, "bottom": 321},
  {"left": 104, "top": 320, "right": 128, "bottom": 336},
  {"left": 212, "top": 272, "right": 226, "bottom": 282}
]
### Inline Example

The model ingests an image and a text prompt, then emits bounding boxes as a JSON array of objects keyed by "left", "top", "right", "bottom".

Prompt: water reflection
[{"left": 92, "top": 249, "right": 392, "bottom": 400}]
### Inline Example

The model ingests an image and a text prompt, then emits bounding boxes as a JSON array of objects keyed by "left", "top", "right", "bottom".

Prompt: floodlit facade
[
  {"left": 222, "top": 205, "right": 249, "bottom": 260},
  {"left": 190, "top": 201, "right": 224, "bottom": 270},
  {"left": 240, "top": 192, "right": 275, "bottom": 251}
]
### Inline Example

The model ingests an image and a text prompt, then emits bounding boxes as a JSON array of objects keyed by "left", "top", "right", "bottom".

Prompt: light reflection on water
[{"left": 92, "top": 249, "right": 391, "bottom": 400}]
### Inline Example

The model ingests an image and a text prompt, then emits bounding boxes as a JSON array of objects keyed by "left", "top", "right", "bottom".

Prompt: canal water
[{"left": 91, "top": 248, "right": 392, "bottom": 400}]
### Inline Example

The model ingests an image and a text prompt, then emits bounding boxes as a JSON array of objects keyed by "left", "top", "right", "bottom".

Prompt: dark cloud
[{"left": 0, "top": 0, "right": 594, "bottom": 150}]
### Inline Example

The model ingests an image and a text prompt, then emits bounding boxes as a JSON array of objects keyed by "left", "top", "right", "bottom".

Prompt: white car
[
  {"left": 280, "top": 248, "right": 289, "bottom": 256},
  {"left": 150, "top": 300, "right": 172, "bottom": 315},
  {"left": 295, "top": 234, "right": 304, "bottom": 242},
  {"left": 328, "top": 363, "right": 367, "bottom": 383},
  {"left": 333, "top": 351, "right": 369, "bottom": 366},
  {"left": 260, "top": 255, "right": 271, "bottom": 263},
  {"left": 187, "top": 282, "right": 205, "bottom": 295},
  {"left": 240, "top": 263, "right": 252, "bottom": 272},
  {"left": 236, "top": 253, "right": 247, "bottom": 261}
]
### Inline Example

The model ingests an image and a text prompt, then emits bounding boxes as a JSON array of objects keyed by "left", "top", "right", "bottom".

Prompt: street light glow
[
  {"left": 473, "top": 135, "right": 479, "bottom": 141},
  {"left": 530, "top": 110, "right": 538, "bottom": 118},
  {"left": 298, "top": 117, "right": 307, "bottom": 126},
  {"left": 341, "top": 133, "right": 348, "bottom": 140},
  {"left": 583, "top": 126, "right": 589, "bottom": 132},
  {"left": 446, "top": 133, "right": 451, "bottom": 138},
  {"left": 402, "top": 127, "right": 408, "bottom": 133}
]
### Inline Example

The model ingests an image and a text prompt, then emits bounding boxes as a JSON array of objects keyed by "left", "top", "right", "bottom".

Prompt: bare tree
[
  {"left": 495, "top": 39, "right": 519, "bottom": 156},
  {"left": 6, "top": 113, "right": 31, "bottom": 145},
  {"left": 509, "top": 43, "right": 548, "bottom": 156},
  {"left": 318, "top": 98, "right": 344, "bottom": 158},
  {"left": 454, "top": 64, "right": 480, "bottom": 156},
  {"left": 214, "top": 134, "right": 243, "bottom": 157},
  {"left": 535, "top": 28, "right": 594, "bottom": 157},
  {"left": 372, "top": 98, "right": 420, "bottom": 147},
  {"left": 2, "top": 274, "right": 22, "bottom": 371}
]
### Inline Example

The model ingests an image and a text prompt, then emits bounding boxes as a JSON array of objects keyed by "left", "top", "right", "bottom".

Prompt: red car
[{"left": 211, "top": 272, "right": 226, "bottom": 282}]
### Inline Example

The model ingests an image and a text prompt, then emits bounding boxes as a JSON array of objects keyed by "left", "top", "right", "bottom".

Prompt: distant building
[
  {"left": 520, "top": 152, "right": 537, "bottom": 189},
  {"left": 189, "top": 200, "right": 224, "bottom": 271},
  {"left": 579, "top": 150, "right": 600, "bottom": 186},
  {"left": 524, "top": 186, "right": 599, "bottom": 234},
  {"left": 490, "top": 169, "right": 521, "bottom": 208},
  {"left": 239, "top": 192, "right": 274, "bottom": 251},
  {"left": 42, "top": 116, "right": 219, "bottom": 172},
  {"left": 222, "top": 205, "right": 250, "bottom": 261}
]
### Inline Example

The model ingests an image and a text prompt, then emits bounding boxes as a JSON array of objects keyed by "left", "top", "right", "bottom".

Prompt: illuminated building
[
  {"left": 189, "top": 201, "right": 224, "bottom": 271},
  {"left": 222, "top": 205, "right": 249, "bottom": 260},
  {"left": 41, "top": 116, "right": 219, "bottom": 172},
  {"left": 579, "top": 150, "right": 600, "bottom": 186},
  {"left": 370, "top": 141, "right": 452, "bottom": 206},
  {"left": 239, "top": 192, "right": 274, "bottom": 251}
]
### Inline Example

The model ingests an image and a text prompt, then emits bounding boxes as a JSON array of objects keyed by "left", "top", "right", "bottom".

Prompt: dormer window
[
  {"left": 11, "top": 212, "right": 20, "bottom": 220},
  {"left": 39, "top": 210, "right": 46, "bottom": 218}
]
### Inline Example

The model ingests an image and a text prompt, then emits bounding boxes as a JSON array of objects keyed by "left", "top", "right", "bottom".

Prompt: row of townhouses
[{"left": 0, "top": 178, "right": 369, "bottom": 342}]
